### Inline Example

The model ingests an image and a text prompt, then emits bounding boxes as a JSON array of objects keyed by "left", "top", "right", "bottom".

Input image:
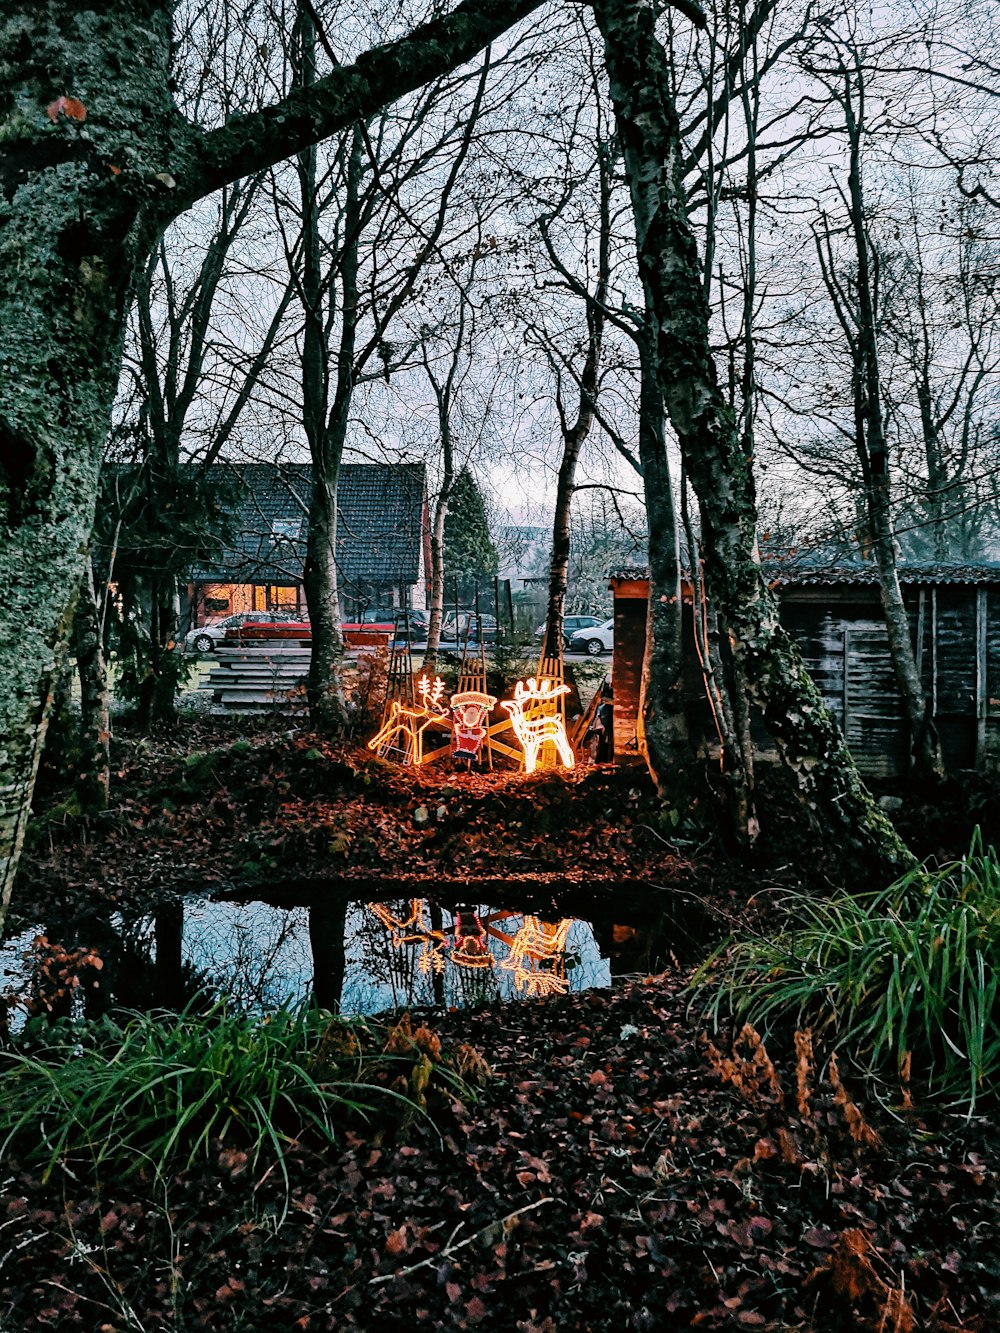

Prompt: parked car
[
  {"left": 442, "top": 610, "right": 500, "bottom": 643},
  {"left": 184, "top": 612, "right": 289, "bottom": 654},
  {"left": 340, "top": 608, "right": 429, "bottom": 641},
  {"left": 224, "top": 612, "right": 312, "bottom": 644},
  {"left": 569, "top": 618, "right": 614, "bottom": 656},
  {"left": 534, "top": 614, "right": 604, "bottom": 649}
]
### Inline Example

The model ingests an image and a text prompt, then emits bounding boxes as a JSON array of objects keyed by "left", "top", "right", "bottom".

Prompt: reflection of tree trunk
[
  {"left": 593, "top": 0, "right": 914, "bottom": 881},
  {"left": 155, "top": 901, "right": 184, "bottom": 1009},
  {"left": 73, "top": 557, "right": 111, "bottom": 810},
  {"left": 310, "top": 898, "right": 348, "bottom": 1011}
]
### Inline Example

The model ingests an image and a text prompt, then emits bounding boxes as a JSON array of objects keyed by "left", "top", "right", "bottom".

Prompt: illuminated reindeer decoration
[
  {"left": 368, "top": 675, "right": 447, "bottom": 766},
  {"left": 501, "top": 677, "right": 576, "bottom": 775}
]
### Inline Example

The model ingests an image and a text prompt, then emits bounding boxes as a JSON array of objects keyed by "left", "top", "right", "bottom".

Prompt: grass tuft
[
  {"left": 0, "top": 999, "right": 471, "bottom": 1185},
  {"left": 693, "top": 830, "right": 1000, "bottom": 1113}
]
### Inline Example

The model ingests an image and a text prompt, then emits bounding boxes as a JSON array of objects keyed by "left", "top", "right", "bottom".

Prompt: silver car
[{"left": 184, "top": 612, "right": 275, "bottom": 654}]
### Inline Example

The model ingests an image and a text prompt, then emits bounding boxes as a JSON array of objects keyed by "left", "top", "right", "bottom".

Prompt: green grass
[
  {"left": 0, "top": 1001, "right": 465, "bottom": 1185},
  {"left": 693, "top": 830, "right": 1000, "bottom": 1113}
]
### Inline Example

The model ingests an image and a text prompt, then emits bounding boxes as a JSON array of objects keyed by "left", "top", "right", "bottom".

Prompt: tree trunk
[
  {"left": 841, "top": 104, "right": 943, "bottom": 779},
  {"left": 0, "top": 3, "right": 175, "bottom": 929},
  {"left": 304, "top": 470, "right": 349, "bottom": 731},
  {"left": 593, "top": 0, "right": 914, "bottom": 880},
  {"left": 424, "top": 485, "right": 452, "bottom": 672},
  {"left": 72, "top": 558, "right": 111, "bottom": 811},
  {"left": 297, "top": 23, "right": 351, "bottom": 734},
  {"left": 544, "top": 421, "right": 589, "bottom": 659},
  {"left": 636, "top": 330, "right": 689, "bottom": 787},
  {"left": 422, "top": 342, "right": 460, "bottom": 672}
]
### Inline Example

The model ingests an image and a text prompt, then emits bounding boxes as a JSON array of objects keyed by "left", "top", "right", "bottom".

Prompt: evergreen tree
[{"left": 443, "top": 469, "right": 498, "bottom": 601}]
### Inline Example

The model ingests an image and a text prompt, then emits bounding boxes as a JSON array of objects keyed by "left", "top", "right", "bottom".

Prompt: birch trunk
[
  {"left": 842, "top": 106, "right": 943, "bottom": 779},
  {"left": 72, "top": 559, "right": 111, "bottom": 811},
  {"left": 593, "top": 0, "right": 913, "bottom": 878}
]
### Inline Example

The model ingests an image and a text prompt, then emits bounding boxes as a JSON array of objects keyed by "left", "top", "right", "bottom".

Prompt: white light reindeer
[{"left": 501, "top": 677, "right": 576, "bottom": 774}]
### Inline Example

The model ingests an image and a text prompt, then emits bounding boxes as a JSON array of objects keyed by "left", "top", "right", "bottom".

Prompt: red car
[{"left": 224, "top": 613, "right": 311, "bottom": 644}]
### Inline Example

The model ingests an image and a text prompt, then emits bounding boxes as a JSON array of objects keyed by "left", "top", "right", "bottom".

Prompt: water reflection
[
  {"left": 367, "top": 901, "right": 577, "bottom": 998},
  {"left": 0, "top": 896, "right": 618, "bottom": 1024}
]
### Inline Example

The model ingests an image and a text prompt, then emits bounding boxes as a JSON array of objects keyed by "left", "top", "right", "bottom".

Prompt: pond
[{"left": 0, "top": 887, "right": 713, "bottom": 1028}]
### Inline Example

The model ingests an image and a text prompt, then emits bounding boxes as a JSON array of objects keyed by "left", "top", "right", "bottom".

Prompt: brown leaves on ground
[
  {"left": 1, "top": 976, "right": 997, "bottom": 1332},
  {"left": 17, "top": 729, "right": 703, "bottom": 919}
]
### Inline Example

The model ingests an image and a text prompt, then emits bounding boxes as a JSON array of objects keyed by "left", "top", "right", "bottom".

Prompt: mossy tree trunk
[
  {"left": 592, "top": 0, "right": 914, "bottom": 880},
  {"left": 0, "top": 0, "right": 545, "bottom": 927}
]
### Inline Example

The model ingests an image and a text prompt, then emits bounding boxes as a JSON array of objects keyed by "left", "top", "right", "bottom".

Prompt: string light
[
  {"left": 501, "top": 677, "right": 576, "bottom": 774},
  {"left": 450, "top": 689, "right": 497, "bottom": 761},
  {"left": 367, "top": 674, "right": 447, "bottom": 766}
]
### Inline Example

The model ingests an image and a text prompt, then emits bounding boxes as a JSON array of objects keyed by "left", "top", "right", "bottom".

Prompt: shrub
[
  {"left": 693, "top": 830, "right": 1000, "bottom": 1113},
  {"left": 0, "top": 1001, "right": 470, "bottom": 1185}
]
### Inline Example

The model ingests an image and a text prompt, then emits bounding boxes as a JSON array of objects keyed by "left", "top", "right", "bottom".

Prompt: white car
[
  {"left": 569, "top": 618, "right": 614, "bottom": 656},
  {"left": 534, "top": 614, "right": 604, "bottom": 649}
]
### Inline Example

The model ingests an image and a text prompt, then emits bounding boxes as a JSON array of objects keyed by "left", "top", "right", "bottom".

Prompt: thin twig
[{"left": 369, "top": 1197, "right": 555, "bottom": 1285}]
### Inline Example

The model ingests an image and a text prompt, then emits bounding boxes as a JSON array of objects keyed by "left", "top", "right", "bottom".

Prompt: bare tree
[{"left": 591, "top": 0, "right": 913, "bottom": 878}]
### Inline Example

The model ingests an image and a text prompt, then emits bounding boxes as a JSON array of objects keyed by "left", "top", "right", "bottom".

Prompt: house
[
  {"left": 609, "top": 561, "right": 1000, "bottom": 776},
  {"left": 188, "top": 462, "right": 430, "bottom": 624}
]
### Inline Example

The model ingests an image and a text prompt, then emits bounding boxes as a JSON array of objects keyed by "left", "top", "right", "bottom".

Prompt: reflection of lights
[
  {"left": 368, "top": 899, "right": 438, "bottom": 947},
  {"left": 416, "top": 938, "right": 447, "bottom": 974},
  {"left": 367, "top": 675, "right": 447, "bottom": 766},
  {"left": 451, "top": 908, "right": 494, "bottom": 969},
  {"left": 365, "top": 901, "right": 575, "bottom": 994},
  {"left": 501, "top": 678, "right": 575, "bottom": 774},
  {"left": 500, "top": 916, "right": 572, "bottom": 995}
]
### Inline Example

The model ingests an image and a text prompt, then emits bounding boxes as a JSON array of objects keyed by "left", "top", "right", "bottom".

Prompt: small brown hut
[{"left": 609, "top": 562, "right": 1000, "bottom": 777}]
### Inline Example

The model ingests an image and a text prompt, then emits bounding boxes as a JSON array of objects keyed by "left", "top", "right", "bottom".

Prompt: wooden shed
[{"left": 609, "top": 563, "right": 1000, "bottom": 777}]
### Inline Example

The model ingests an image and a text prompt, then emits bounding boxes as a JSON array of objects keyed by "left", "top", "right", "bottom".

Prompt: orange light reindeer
[
  {"left": 501, "top": 677, "right": 576, "bottom": 774},
  {"left": 368, "top": 675, "right": 447, "bottom": 766}
]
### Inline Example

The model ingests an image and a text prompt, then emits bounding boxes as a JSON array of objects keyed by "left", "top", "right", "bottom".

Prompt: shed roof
[
  {"left": 191, "top": 462, "right": 426, "bottom": 590},
  {"left": 608, "top": 560, "right": 1000, "bottom": 588},
  {"left": 765, "top": 560, "right": 1000, "bottom": 587}
]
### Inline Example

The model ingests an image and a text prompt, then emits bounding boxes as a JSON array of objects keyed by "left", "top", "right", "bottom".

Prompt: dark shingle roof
[
  {"left": 608, "top": 560, "right": 1000, "bottom": 587},
  {"left": 191, "top": 462, "right": 426, "bottom": 591},
  {"left": 764, "top": 560, "right": 1000, "bottom": 587}
]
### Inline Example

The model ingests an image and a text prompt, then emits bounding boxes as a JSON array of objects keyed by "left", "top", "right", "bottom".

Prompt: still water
[{"left": 0, "top": 895, "right": 666, "bottom": 1026}]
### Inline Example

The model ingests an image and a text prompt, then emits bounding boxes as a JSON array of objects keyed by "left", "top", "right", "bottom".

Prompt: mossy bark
[
  {"left": 0, "top": 0, "right": 545, "bottom": 926},
  {"left": 593, "top": 0, "right": 913, "bottom": 881}
]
